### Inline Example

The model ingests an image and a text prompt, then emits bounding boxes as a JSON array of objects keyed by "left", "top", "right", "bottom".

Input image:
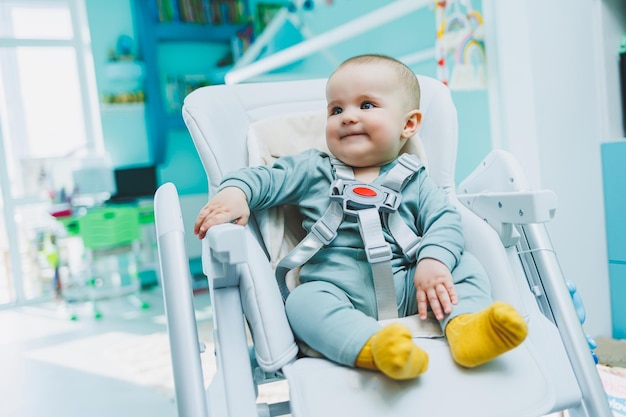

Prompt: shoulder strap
[
  {"left": 382, "top": 154, "right": 424, "bottom": 262},
  {"left": 330, "top": 157, "right": 355, "bottom": 180},
  {"left": 275, "top": 201, "right": 343, "bottom": 300},
  {"left": 382, "top": 153, "right": 424, "bottom": 192}
]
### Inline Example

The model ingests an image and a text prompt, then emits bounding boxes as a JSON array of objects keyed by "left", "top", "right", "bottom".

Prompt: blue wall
[{"left": 85, "top": 0, "right": 491, "bottom": 195}]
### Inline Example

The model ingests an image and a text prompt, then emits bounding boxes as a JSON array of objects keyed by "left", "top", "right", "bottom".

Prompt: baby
[{"left": 195, "top": 54, "right": 528, "bottom": 380}]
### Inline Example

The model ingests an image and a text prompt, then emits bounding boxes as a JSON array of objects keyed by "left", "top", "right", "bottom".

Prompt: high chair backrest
[
  {"left": 182, "top": 75, "right": 458, "bottom": 196},
  {"left": 183, "top": 75, "right": 525, "bottom": 309}
]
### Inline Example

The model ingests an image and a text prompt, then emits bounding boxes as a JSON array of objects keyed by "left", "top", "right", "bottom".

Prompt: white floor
[
  {"left": 0, "top": 286, "right": 573, "bottom": 417},
  {"left": 1, "top": 286, "right": 290, "bottom": 417},
  {"left": 0, "top": 288, "right": 206, "bottom": 417}
]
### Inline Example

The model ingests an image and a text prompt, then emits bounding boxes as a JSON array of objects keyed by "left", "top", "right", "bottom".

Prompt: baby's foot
[
  {"left": 445, "top": 301, "right": 528, "bottom": 367},
  {"left": 355, "top": 323, "right": 428, "bottom": 380}
]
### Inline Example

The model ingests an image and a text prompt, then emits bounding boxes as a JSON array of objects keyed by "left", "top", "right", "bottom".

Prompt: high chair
[{"left": 154, "top": 75, "right": 613, "bottom": 417}]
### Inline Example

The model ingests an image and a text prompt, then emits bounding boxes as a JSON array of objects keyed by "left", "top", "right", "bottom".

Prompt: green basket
[
  {"left": 137, "top": 203, "right": 155, "bottom": 224},
  {"left": 77, "top": 206, "right": 140, "bottom": 250}
]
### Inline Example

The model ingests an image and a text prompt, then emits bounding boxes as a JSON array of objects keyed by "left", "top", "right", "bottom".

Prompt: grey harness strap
[{"left": 275, "top": 153, "right": 424, "bottom": 320}]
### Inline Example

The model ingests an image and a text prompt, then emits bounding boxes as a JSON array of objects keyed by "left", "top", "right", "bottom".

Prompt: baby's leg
[
  {"left": 285, "top": 281, "right": 427, "bottom": 379},
  {"left": 444, "top": 253, "right": 528, "bottom": 367},
  {"left": 285, "top": 280, "right": 380, "bottom": 366}
]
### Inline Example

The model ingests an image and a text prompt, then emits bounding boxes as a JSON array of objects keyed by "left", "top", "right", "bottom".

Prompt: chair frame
[{"left": 154, "top": 75, "right": 613, "bottom": 417}]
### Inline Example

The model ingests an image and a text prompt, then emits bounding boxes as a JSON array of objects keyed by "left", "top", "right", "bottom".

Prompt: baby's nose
[{"left": 341, "top": 109, "right": 358, "bottom": 124}]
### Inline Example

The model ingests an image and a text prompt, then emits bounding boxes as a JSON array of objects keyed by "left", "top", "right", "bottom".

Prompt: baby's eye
[
  {"left": 330, "top": 107, "right": 342, "bottom": 115},
  {"left": 361, "top": 102, "right": 374, "bottom": 110}
]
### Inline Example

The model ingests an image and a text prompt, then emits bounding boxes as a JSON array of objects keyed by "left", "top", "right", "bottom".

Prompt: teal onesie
[{"left": 219, "top": 149, "right": 492, "bottom": 366}]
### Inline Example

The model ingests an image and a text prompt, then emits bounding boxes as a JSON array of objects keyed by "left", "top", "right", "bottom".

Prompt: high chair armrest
[
  {"left": 206, "top": 224, "right": 247, "bottom": 289},
  {"left": 457, "top": 149, "right": 558, "bottom": 247},
  {"left": 205, "top": 224, "right": 298, "bottom": 373},
  {"left": 457, "top": 190, "right": 556, "bottom": 247},
  {"left": 207, "top": 223, "right": 247, "bottom": 264},
  {"left": 457, "top": 190, "right": 557, "bottom": 225}
]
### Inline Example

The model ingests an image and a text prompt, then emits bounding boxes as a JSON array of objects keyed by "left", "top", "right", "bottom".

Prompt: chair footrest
[{"left": 283, "top": 324, "right": 580, "bottom": 417}]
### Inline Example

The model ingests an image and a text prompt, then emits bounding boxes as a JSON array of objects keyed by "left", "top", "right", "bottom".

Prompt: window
[
  {"left": 0, "top": 0, "right": 102, "bottom": 303},
  {"left": 0, "top": 0, "right": 102, "bottom": 199}
]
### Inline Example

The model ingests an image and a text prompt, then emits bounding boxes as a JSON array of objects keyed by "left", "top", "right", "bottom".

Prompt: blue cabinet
[
  {"left": 131, "top": 0, "right": 250, "bottom": 164},
  {"left": 608, "top": 262, "right": 626, "bottom": 339},
  {"left": 601, "top": 141, "right": 626, "bottom": 338}
]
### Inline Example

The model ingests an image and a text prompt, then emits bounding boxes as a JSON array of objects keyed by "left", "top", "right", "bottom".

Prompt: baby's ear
[{"left": 402, "top": 110, "right": 422, "bottom": 139}]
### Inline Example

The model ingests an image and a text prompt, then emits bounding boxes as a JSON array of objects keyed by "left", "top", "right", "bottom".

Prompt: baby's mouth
[{"left": 341, "top": 132, "right": 367, "bottom": 139}]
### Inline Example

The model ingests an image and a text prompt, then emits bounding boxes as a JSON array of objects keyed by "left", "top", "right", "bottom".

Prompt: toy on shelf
[{"left": 102, "top": 35, "right": 145, "bottom": 104}]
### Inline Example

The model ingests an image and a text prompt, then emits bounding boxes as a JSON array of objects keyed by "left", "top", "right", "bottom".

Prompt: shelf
[
  {"left": 100, "top": 102, "right": 145, "bottom": 112},
  {"left": 155, "top": 22, "right": 247, "bottom": 42},
  {"left": 132, "top": 0, "right": 252, "bottom": 164}
]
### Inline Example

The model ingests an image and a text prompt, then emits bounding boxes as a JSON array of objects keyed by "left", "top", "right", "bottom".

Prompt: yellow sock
[
  {"left": 355, "top": 323, "right": 428, "bottom": 380},
  {"left": 445, "top": 301, "right": 528, "bottom": 368},
  {"left": 354, "top": 339, "right": 377, "bottom": 370}
]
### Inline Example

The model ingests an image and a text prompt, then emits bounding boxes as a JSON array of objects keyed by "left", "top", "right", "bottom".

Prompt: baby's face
[{"left": 325, "top": 62, "right": 415, "bottom": 168}]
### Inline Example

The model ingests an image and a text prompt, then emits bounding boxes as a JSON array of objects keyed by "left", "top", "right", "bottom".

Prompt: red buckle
[{"left": 353, "top": 186, "right": 377, "bottom": 197}]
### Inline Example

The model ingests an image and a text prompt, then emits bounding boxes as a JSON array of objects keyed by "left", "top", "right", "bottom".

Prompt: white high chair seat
[{"left": 154, "top": 75, "right": 612, "bottom": 417}]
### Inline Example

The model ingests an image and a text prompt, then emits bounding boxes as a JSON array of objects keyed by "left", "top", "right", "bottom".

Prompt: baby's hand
[
  {"left": 414, "top": 258, "right": 458, "bottom": 321},
  {"left": 193, "top": 187, "right": 250, "bottom": 239}
]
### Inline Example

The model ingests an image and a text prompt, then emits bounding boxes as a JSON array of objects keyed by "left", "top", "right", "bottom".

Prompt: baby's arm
[
  {"left": 414, "top": 257, "right": 458, "bottom": 321},
  {"left": 193, "top": 186, "right": 250, "bottom": 239}
]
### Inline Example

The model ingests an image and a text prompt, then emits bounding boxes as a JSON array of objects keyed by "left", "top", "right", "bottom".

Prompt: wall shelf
[
  {"left": 155, "top": 22, "right": 246, "bottom": 42},
  {"left": 131, "top": 0, "right": 251, "bottom": 164},
  {"left": 100, "top": 103, "right": 145, "bottom": 112}
]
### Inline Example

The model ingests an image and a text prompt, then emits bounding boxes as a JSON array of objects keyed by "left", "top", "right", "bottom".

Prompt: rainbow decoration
[
  {"left": 434, "top": 0, "right": 486, "bottom": 90},
  {"left": 456, "top": 35, "right": 486, "bottom": 65},
  {"left": 466, "top": 10, "right": 483, "bottom": 28},
  {"left": 445, "top": 15, "right": 466, "bottom": 33}
]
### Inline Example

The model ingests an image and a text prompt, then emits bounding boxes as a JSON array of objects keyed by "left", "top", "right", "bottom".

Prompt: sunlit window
[
  {"left": 7, "top": 3, "right": 73, "bottom": 39},
  {"left": 0, "top": 0, "right": 102, "bottom": 199}
]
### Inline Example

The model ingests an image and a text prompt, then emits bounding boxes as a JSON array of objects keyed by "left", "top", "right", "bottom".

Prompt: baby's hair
[{"left": 333, "top": 54, "right": 421, "bottom": 110}]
